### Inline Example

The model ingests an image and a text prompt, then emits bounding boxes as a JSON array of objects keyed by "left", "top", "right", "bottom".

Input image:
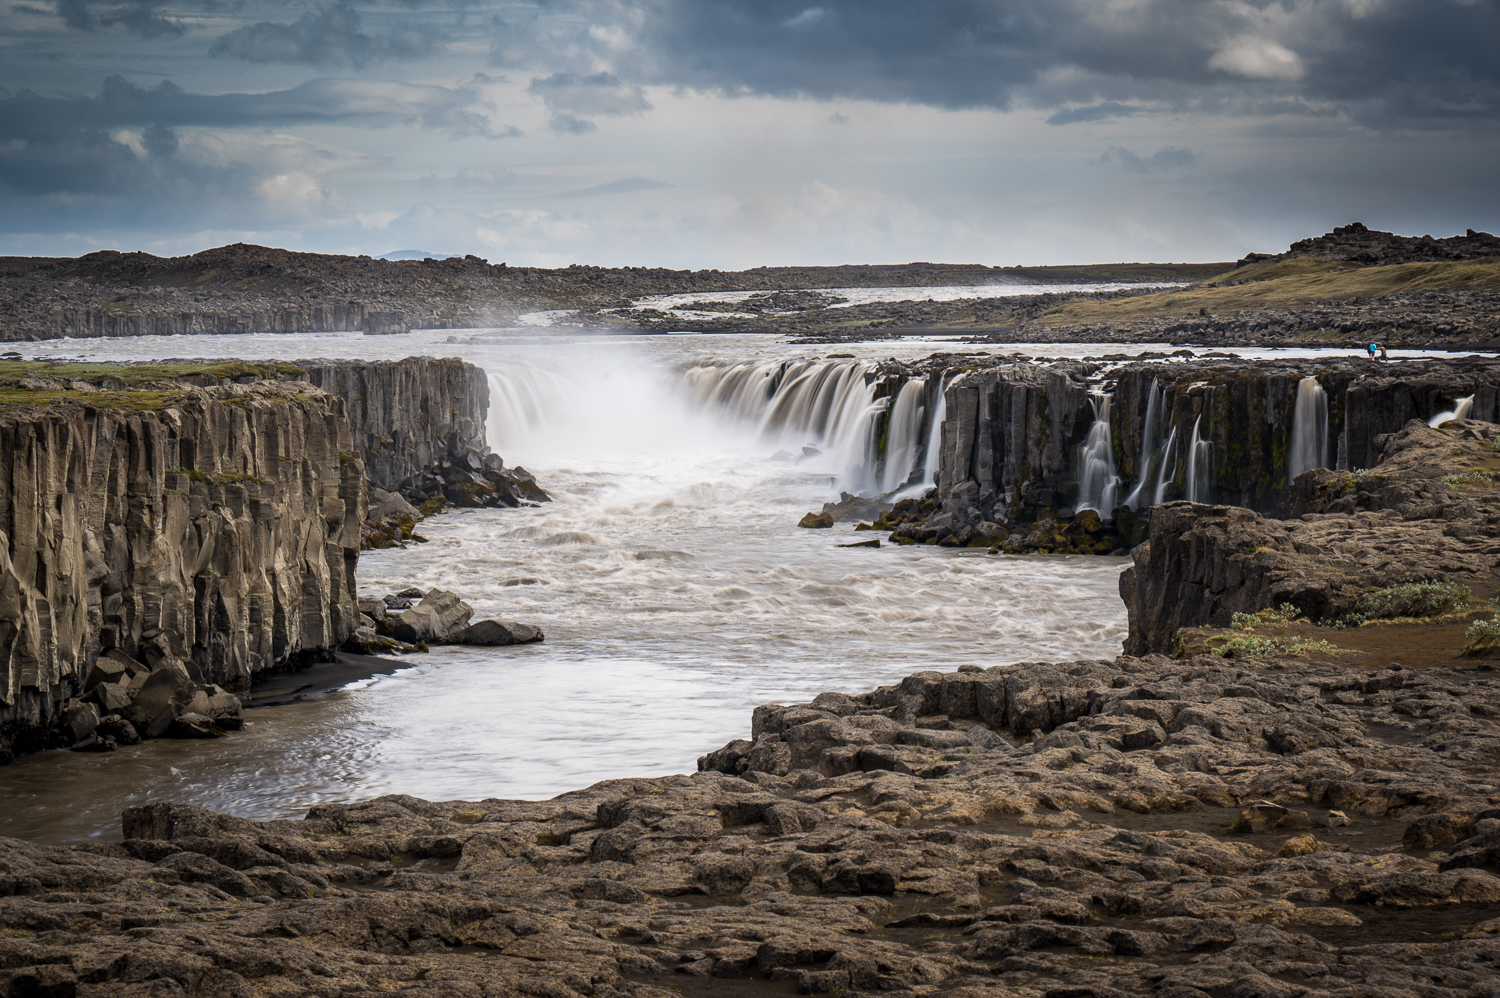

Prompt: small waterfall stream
[
  {"left": 1429, "top": 395, "right": 1475, "bottom": 426},
  {"left": 1122, "top": 379, "right": 1164, "bottom": 509},
  {"left": 1074, "top": 394, "right": 1120, "bottom": 514},
  {"left": 881, "top": 379, "right": 926, "bottom": 493},
  {"left": 1287, "top": 376, "right": 1329, "bottom": 481},
  {"left": 1185, "top": 412, "right": 1213, "bottom": 503},
  {"left": 921, "top": 375, "right": 947, "bottom": 489}
]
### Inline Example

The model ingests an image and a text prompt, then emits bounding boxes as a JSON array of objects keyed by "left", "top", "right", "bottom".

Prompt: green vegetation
[
  {"left": 1466, "top": 616, "right": 1500, "bottom": 655},
  {"left": 1443, "top": 469, "right": 1494, "bottom": 488},
  {"left": 0, "top": 360, "right": 306, "bottom": 413},
  {"left": 212, "top": 472, "right": 262, "bottom": 486},
  {"left": 1231, "top": 603, "right": 1305, "bottom": 630},
  {"left": 1343, "top": 581, "right": 1473, "bottom": 626},
  {"left": 1038, "top": 257, "right": 1500, "bottom": 325},
  {"left": 1210, "top": 633, "right": 1340, "bottom": 660}
]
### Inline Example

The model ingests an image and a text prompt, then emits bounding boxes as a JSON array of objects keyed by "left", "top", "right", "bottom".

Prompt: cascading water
[
  {"left": 921, "top": 375, "right": 948, "bottom": 489},
  {"left": 1074, "top": 394, "right": 1120, "bottom": 514},
  {"left": 1153, "top": 427, "right": 1179, "bottom": 504},
  {"left": 686, "top": 359, "right": 926, "bottom": 494},
  {"left": 1185, "top": 412, "right": 1213, "bottom": 503},
  {"left": 1286, "top": 376, "right": 1329, "bottom": 482},
  {"left": 880, "top": 379, "right": 926, "bottom": 493},
  {"left": 1122, "top": 379, "right": 1164, "bottom": 510},
  {"left": 1429, "top": 395, "right": 1475, "bottom": 426}
]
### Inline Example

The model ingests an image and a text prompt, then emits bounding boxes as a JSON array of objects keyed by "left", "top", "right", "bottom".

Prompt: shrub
[
  {"left": 1213, "top": 634, "right": 1338, "bottom": 660},
  {"left": 1467, "top": 617, "right": 1500, "bottom": 655},
  {"left": 1231, "top": 603, "right": 1304, "bottom": 631},
  {"left": 1345, "top": 581, "right": 1471, "bottom": 625},
  {"left": 1442, "top": 469, "right": 1493, "bottom": 488}
]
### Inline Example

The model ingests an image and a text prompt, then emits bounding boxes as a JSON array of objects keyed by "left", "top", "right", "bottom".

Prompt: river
[{"left": 0, "top": 323, "right": 1427, "bottom": 843}]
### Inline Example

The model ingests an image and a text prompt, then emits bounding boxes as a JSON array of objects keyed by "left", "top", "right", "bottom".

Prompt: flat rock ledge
[{"left": 3, "top": 654, "right": 1499, "bottom": 997}]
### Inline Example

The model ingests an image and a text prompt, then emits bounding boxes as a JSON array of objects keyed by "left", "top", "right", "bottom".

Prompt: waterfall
[
  {"left": 880, "top": 379, "right": 926, "bottom": 493},
  {"left": 1122, "top": 379, "right": 1164, "bottom": 509},
  {"left": 1074, "top": 394, "right": 1120, "bottom": 514},
  {"left": 486, "top": 365, "right": 574, "bottom": 455},
  {"left": 1152, "top": 427, "right": 1178, "bottom": 504},
  {"left": 920, "top": 375, "right": 947, "bottom": 488},
  {"left": 1185, "top": 414, "right": 1213, "bottom": 503},
  {"left": 1286, "top": 376, "right": 1329, "bottom": 482},
  {"left": 685, "top": 359, "right": 893, "bottom": 493},
  {"left": 1429, "top": 395, "right": 1475, "bottom": 427}
]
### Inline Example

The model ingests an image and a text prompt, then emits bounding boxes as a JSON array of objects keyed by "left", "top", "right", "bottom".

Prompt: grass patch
[
  {"left": 1344, "top": 581, "right": 1472, "bottom": 626},
  {"left": 212, "top": 472, "right": 262, "bottom": 486},
  {"left": 1442, "top": 469, "right": 1494, "bottom": 488},
  {"left": 1038, "top": 257, "right": 1500, "bottom": 325},
  {"left": 0, "top": 360, "right": 308, "bottom": 413}
]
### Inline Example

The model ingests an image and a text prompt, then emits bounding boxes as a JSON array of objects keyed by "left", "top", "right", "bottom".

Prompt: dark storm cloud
[
  {"left": 477, "top": 0, "right": 1500, "bottom": 126},
  {"left": 210, "top": 3, "right": 439, "bottom": 67},
  {"left": 0, "top": 75, "right": 493, "bottom": 141},
  {"left": 53, "top": 0, "right": 187, "bottom": 37},
  {"left": 0, "top": 76, "right": 497, "bottom": 229}
]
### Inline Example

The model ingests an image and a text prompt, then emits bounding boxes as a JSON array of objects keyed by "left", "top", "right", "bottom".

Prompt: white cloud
[{"left": 1208, "top": 38, "right": 1306, "bottom": 81}]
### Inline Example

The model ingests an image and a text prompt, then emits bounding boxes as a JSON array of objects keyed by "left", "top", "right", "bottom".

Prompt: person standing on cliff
[
  {"left": 1378, "top": 345, "right": 1389, "bottom": 361},
  {"left": 1367, "top": 342, "right": 1378, "bottom": 359}
]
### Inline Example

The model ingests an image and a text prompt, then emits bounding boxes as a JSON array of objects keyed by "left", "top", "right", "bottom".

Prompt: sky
[{"left": 1, "top": 0, "right": 1497, "bottom": 268}]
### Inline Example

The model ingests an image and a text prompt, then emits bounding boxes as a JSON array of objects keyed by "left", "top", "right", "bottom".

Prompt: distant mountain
[{"left": 380, "top": 250, "right": 460, "bottom": 261}]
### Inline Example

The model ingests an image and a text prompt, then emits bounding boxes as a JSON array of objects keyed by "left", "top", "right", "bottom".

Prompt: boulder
[
  {"left": 59, "top": 701, "right": 99, "bottom": 745},
  {"left": 798, "top": 511, "right": 834, "bottom": 528},
  {"left": 97, "top": 714, "right": 140, "bottom": 745},
  {"left": 390, "top": 589, "right": 474, "bottom": 643},
  {"left": 122, "top": 659, "right": 199, "bottom": 739},
  {"left": 448, "top": 619, "right": 544, "bottom": 646},
  {"left": 85, "top": 679, "right": 132, "bottom": 714},
  {"left": 184, "top": 687, "right": 244, "bottom": 731}
]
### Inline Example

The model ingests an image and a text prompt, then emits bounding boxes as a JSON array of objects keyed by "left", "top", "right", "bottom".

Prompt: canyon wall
[
  {"left": 302, "top": 358, "right": 490, "bottom": 492},
  {"left": 0, "top": 382, "right": 364, "bottom": 760},
  {"left": 931, "top": 356, "right": 1500, "bottom": 524},
  {"left": 934, "top": 362, "right": 1095, "bottom": 519}
]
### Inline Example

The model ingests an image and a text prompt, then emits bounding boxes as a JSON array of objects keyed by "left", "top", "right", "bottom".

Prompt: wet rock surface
[
  {"left": 3, "top": 653, "right": 1498, "bottom": 996},
  {"left": 345, "top": 588, "right": 544, "bottom": 656}
]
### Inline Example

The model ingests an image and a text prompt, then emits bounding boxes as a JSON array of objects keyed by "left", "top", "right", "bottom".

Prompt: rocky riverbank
[
  {"left": 0, "top": 356, "right": 546, "bottom": 761},
  {"left": 0, "top": 371, "right": 363, "bottom": 763},
  {"left": 1, "top": 648, "right": 1496, "bottom": 997}
]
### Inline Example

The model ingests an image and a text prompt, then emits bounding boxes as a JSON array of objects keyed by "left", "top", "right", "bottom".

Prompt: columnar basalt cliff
[
  {"left": 302, "top": 358, "right": 489, "bottom": 492},
  {"left": 934, "top": 362, "right": 1096, "bottom": 519},
  {"left": 0, "top": 380, "right": 364, "bottom": 760}
]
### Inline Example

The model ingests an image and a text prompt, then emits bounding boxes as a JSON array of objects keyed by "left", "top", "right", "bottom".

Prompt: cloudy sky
[{"left": 1, "top": 0, "right": 1497, "bottom": 267}]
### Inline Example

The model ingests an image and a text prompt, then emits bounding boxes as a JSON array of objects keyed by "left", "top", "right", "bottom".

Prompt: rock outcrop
[
  {"left": 301, "top": 358, "right": 489, "bottom": 493},
  {"left": 1249, "top": 221, "right": 1500, "bottom": 267},
  {"left": 0, "top": 379, "right": 363, "bottom": 761},
  {"left": 299, "top": 358, "right": 550, "bottom": 546},
  {"left": 1122, "top": 418, "right": 1500, "bottom": 654},
  {"left": 2, "top": 653, "right": 1497, "bottom": 996}
]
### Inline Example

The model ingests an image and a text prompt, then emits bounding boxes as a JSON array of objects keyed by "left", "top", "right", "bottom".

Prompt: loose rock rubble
[
  {"left": 345, "top": 587, "right": 545, "bottom": 656},
  {"left": 4, "top": 654, "right": 1497, "bottom": 996}
]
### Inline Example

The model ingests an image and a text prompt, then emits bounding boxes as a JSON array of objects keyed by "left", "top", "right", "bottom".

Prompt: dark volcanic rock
[
  {"left": 3, "top": 653, "right": 1499, "bottom": 996},
  {"left": 1263, "top": 221, "right": 1500, "bottom": 267},
  {"left": 1122, "top": 418, "right": 1500, "bottom": 654}
]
